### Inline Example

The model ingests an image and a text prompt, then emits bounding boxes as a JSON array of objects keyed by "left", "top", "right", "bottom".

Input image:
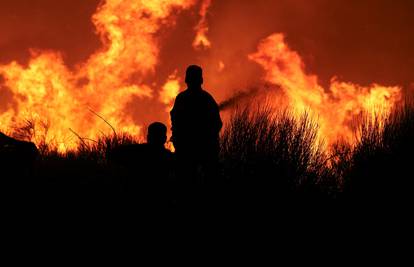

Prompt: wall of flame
[{"left": 0, "top": 0, "right": 409, "bottom": 151}]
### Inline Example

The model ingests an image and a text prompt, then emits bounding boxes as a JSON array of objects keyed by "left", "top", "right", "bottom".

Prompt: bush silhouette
[
  {"left": 343, "top": 100, "right": 414, "bottom": 203},
  {"left": 220, "top": 105, "right": 334, "bottom": 205}
]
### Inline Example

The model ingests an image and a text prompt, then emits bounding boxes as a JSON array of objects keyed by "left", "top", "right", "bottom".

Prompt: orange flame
[
  {"left": 0, "top": 0, "right": 195, "bottom": 152},
  {"left": 160, "top": 73, "right": 180, "bottom": 110},
  {"left": 0, "top": 2, "right": 406, "bottom": 152},
  {"left": 249, "top": 33, "right": 402, "bottom": 146},
  {"left": 193, "top": 0, "right": 212, "bottom": 49}
]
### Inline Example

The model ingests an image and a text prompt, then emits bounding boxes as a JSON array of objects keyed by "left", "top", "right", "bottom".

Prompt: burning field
[
  {"left": 0, "top": 0, "right": 412, "bottom": 152},
  {"left": 2, "top": 0, "right": 414, "bottom": 214}
]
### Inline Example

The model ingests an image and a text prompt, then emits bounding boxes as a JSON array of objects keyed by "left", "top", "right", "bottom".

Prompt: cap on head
[
  {"left": 147, "top": 122, "right": 167, "bottom": 146},
  {"left": 185, "top": 65, "right": 203, "bottom": 87}
]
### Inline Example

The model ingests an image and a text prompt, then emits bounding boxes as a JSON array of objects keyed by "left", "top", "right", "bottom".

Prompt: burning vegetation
[{"left": 0, "top": 0, "right": 406, "bottom": 154}]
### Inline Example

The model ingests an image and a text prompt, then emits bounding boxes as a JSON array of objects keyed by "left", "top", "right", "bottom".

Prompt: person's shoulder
[
  {"left": 173, "top": 90, "right": 188, "bottom": 104},
  {"left": 116, "top": 143, "right": 144, "bottom": 153},
  {"left": 176, "top": 90, "right": 184, "bottom": 97},
  {"left": 201, "top": 89, "right": 218, "bottom": 104},
  {"left": 138, "top": 143, "right": 153, "bottom": 152},
  {"left": 200, "top": 89, "right": 214, "bottom": 98},
  {"left": 176, "top": 90, "right": 189, "bottom": 98}
]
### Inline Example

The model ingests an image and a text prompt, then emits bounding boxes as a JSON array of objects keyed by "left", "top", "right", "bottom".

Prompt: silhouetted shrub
[
  {"left": 342, "top": 100, "right": 414, "bottom": 203},
  {"left": 220, "top": 105, "right": 333, "bottom": 202}
]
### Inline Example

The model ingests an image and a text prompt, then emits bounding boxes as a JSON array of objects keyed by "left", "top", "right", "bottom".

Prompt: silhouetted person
[
  {"left": 110, "top": 122, "right": 173, "bottom": 175},
  {"left": 170, "top": 65, "right": 222, "bottom": 185},
  {"left": 109, "top": 122, "right": 173, "bottom": 206}
]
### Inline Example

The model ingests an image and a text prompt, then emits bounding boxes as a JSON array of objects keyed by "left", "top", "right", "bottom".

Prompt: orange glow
[
  {"left": 0, "top": 0, "right": 195, "bottom": 152},
  {"left": 249, "top": 33, "right": 402, "bottom": 146},
  {"left": 0, "top": 1, "right": 406, "bottom": 152},
  {"left": 218, "top": 61, "right": 225, "bottom": 72},
  {"left": 160, "top": 73, "right": 180, "bottom": 110}
]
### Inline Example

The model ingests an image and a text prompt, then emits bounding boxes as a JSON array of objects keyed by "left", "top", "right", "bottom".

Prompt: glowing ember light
[{"left": 218, "top": 61, "right": 225, "bottom": 72}]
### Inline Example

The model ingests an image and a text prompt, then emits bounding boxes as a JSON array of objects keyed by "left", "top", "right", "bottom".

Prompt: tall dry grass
[
  {"left": 220, "top": 105, "right": 336, "bottom": 201},
  {"left": 340, "top": 100, "right": 414, "bottom": 202}
]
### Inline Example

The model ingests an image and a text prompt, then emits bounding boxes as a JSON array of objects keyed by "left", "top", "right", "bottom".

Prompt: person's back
[
  {"left": 170, "top": 65, "right": 222, "bottom": 194},
  {"left": 170, "top": 65, "right": 222, "bottom": 162}
]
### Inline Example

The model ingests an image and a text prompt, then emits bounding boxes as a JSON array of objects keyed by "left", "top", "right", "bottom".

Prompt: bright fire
[
  {"left": 0, "top": 0, "right": 195, "bottom": 152},
  {"left": 0, "top": 0, "right": 405, "bottom": 151},
  {"left": 249, "top": 33, "right": 402, "bottom": 145}
]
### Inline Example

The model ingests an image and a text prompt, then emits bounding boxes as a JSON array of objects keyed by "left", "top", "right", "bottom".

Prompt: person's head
[
  {"left": 185, "top": 65, "right": 203, "bottom": 88},
  {"left": 147, "top": 122, "right": 167, "bottom": 147}
]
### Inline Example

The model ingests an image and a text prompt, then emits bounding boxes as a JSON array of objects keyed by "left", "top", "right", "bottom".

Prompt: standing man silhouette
[{"left": 170, "top": 65, "right": 222, "bottom": 183}]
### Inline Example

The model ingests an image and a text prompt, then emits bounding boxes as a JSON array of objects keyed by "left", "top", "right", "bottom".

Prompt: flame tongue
[
  {"left": 193, "top": 0, "right": 212, "bottom": 49},
  {"left": 0, "top": 0, "right": 195, "bottom": 152},
  {"left": 249, "top": 33, "right": 402, "bottom": 146}
]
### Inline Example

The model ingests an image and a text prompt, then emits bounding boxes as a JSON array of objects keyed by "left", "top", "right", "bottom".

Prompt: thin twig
[
  {"left": 82, "top": 137, "right": 98, "bottom": 143},
  {"left": 69, "top": 128, "right": 88, "bottom": 147},
  {"left": 88, "top": 108, "right": 117, "bottom": 137}
]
